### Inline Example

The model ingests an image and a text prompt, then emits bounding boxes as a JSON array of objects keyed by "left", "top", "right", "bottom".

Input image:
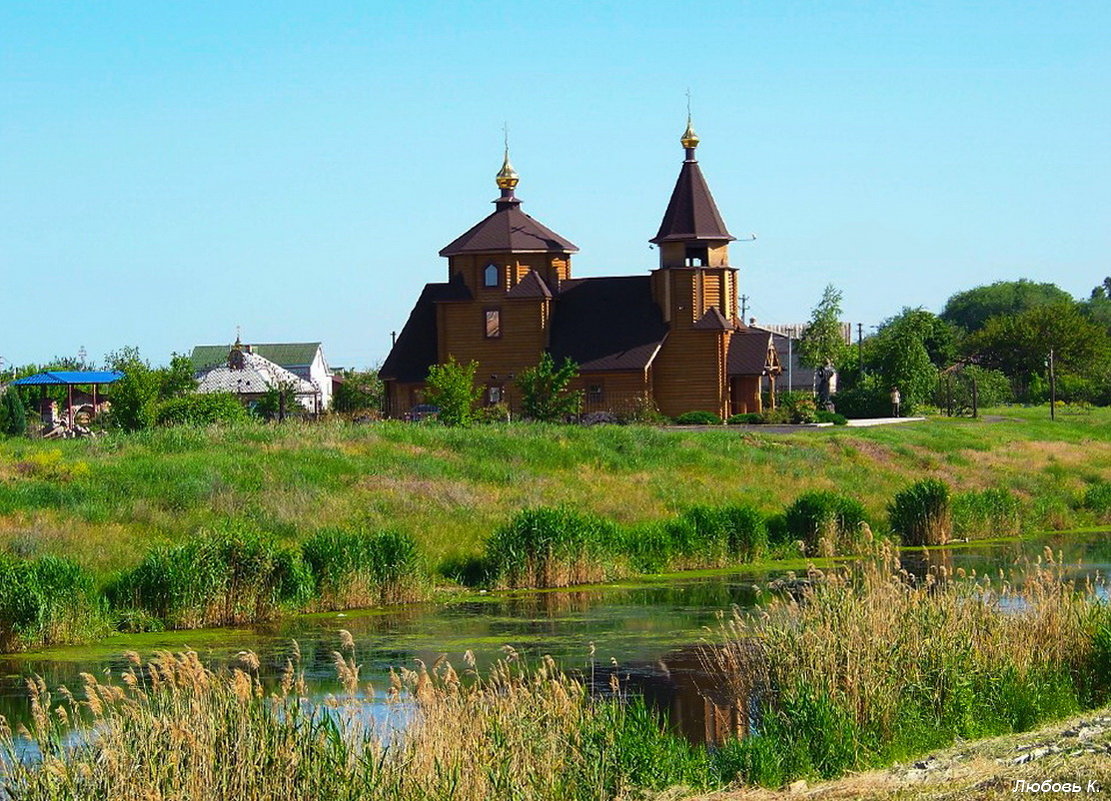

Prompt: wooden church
[{"left": 380, "top": 119, "right": 781, "bottom": 420}]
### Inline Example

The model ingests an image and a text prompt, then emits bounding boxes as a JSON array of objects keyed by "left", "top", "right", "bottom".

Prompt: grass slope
[{"left": 0, "top": 406, "right": 1108, "bottom": 578}]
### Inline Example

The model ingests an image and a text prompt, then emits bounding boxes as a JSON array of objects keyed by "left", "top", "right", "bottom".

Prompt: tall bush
[
  {"left": 516, "top": 353, "right": 582, "bottom": 421},
  {"left": 784, "top": 491, "right": 867, "bottom": 554},
  {"left": 0, "top": 388, "right": 28, "bottom": 436},
  {"left": 154, "top": 393, "right": 251, "bottom": 427},
  {"left": 107, "top": 527, "right": 313, "bottom": 629},
  {"left": 426, "top": 357, "right": 482, "bottom": 426},
  {"left": 889, "top": 479, "right": 951, "bottom": 545},
  {"left": 302, "top": 528, "right": 425, "bottom": 609},
  {"left": 952, "top": 488, "right": 1021, "bottom": 539},
  {"left": 484, "top": 507, "right": 619, "bottom": 588},
  {"left": 0, "top": 555, "right": 106, "bottom": 651}
]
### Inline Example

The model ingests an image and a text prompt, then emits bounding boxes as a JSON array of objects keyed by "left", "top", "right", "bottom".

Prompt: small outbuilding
[{"left": 10, "top": 370, "right": 124, "bottom": 436}]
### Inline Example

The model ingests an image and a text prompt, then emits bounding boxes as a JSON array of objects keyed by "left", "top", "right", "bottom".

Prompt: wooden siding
[
  {"left": 730, "top": 375, "right": 762, "bottom": 414},
  {"left": 385, "top": 381, "right": 428, "bottom": 418},
  {"left": 652, "top": 327, "right": 730, "bottom": 419},
  {"left": 437, "top": 296, "right": 550, "bottom": 408},
  {"left": 573, "top": 370, "right": 651, "bottom": 414},
  {"left": 450, "top": 253, "right": 570, "bottom": 295}
]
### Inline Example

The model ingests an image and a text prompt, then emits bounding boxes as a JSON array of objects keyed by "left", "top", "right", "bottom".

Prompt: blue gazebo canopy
[{"left": 11, "top": 370, "right": 125, "bottom": 386}]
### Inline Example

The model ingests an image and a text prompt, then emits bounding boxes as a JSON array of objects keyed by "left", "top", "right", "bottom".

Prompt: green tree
[
  {"left": 964, "top": 302, "right": 1111, "bottom": 391},
  {"left": 0, "top": 388, "right": 28, "bottom": 436},
  {"left": 1082, "top": 277, "right": 1111, "bottom": 331},
  {"left": 103, "top": 348, "right": 198, "bottom": 431},
  {"left": 161, "top": 353, "right": 199, "bottom": 398},
  {"left": 798, "top": 284, "right": 849, "bottom": 370},
  {"left": 941, "top": 279, "right": 1073, "bottom": 334},
  {"left": 104, "top": 347, "right": 162, "bottom": 431},
  {"left": 871, "top": 308, "right": 959, "bottom": 369},
  {"left": 425, "top": 356, "right": 482, "bottom": 426},
  {"left": 876, "top": 328, "right": 936, "bottom": 412},
  {"left": 332, "top": 369, "right": 383, "bottom": 414},
  {"left": 516, "top": 354, "right": 583, "bottom": 422}
]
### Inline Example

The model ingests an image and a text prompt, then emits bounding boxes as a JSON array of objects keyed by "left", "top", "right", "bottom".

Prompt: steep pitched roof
[
  {"left": 439, "top": 199, "right": 578, "bottom": 256},
  {"left": 191, "top": 343, "right": 322, "bottom": 372},
  {"left": 548, "top": 277, "right": 669, "bottom": 372},
  {"left": 506, "top": 270, "right": 552, "bottom": 299},
  {"left": 728, "top": 329, "right": 776, "bottom": 376},
  {"left": 650, "top": 159, "right": 734, "bottom": 244},
  {"left": 379, "top": 278, "right": 472, "bottom": 383}
]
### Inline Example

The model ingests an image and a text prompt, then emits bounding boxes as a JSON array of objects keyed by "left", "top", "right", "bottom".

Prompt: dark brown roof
[
  {"left": 650, "top": 159, "right": 734, "bottom": 244},
  {"left": 379, "top": 277, "right": 471, "bottom": 383},
  {"left": 693, "top": 306, "right": 732, "bottom": 330},
  {"left": 548, "top": 276, "right": 669, "bottom": 372},
  {"left": 506, "top": 270, "right": 552, "bottom": 299},
  {"left": 439, "top": 197, "right": 578, "bottom": 257},
  {"left": 728, "top": 329, "right": 775, "bottom": 376}
]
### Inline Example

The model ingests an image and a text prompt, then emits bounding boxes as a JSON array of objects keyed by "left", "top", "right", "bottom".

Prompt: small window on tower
[
  {"left": 484, "top": 263, "right": 499, "bottom": 287},
  {"left": 485, "top": 309, "right": 501, "bottom": 338}
]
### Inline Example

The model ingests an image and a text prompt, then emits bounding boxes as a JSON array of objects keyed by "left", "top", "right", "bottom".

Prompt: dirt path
[{"left": 677, "top": 709, "right": 1111, "bottom": 800}]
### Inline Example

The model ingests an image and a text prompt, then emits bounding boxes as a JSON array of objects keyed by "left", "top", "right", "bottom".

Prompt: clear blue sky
[{"left": 2, "top": 1, "right": 1108, "bottom": 369}]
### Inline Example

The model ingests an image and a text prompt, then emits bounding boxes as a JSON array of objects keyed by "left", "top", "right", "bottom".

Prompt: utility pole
[
  {"left": 786, "top": 332, "right": 793, "bottom": 392},
  {"left": 740, "top": 295, "right": 749, "bottom": 321},
  {"left": 856, "top": 323, "right": 864, "bottom": 375},
  {"left": 391, "top": 331, "right": 397, "bottom": 348},
  {"left": 1048, "top": 349, "right": 1057, "bottom": 421}
]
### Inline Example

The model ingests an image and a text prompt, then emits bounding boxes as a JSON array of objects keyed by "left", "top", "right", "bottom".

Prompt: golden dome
[
  {"left": 681, "top": 115, "right": 700, "bottom": 150},
  {"left": 495, "top": 148, "right": 519, "bottom": 190}
]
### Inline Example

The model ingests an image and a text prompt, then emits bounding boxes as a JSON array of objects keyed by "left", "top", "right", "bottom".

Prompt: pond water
[{"left": 1, "top": 531, "right": 1108, "bottom": 743}]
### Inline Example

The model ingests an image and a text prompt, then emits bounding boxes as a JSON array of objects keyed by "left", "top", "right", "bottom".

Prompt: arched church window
[{"left": 484, "top": 263, "right": 499, "bottom": 287}]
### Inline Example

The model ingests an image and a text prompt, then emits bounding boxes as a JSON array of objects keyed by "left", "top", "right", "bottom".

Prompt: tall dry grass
[
  {"left": 0, "top": 637, "right": 712, "bottom": 801},
  {"left": 704, "top": 540, "right": 1111, "bottom": 785}
]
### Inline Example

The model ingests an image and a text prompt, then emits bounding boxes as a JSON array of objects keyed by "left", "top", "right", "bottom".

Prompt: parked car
[{"left": 406, "top": 404, "right": 440, "bottom": 422}]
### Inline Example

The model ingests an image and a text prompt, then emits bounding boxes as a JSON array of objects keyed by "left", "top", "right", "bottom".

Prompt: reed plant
[
  {"left": 888, "top": 478, "right": 952, "bottom": 545},
  {"left": 0, "top": 555, "right": 106, "bottom": 651},
  {"left": 951, "top": 487, "right": 1022, "bottom": 539},
  {"left": 704, "top": 542, "right": 1111, "bottom": 786},
  {"left": 106, "top": 526, "right": 313, "bottom": 629},
  {"left": 484, "top": 506, "right": 621, "bottom": 588},
  {"left": 301, "top": 527, "right": 426, "bottom": 610},
  {"left": 0, "top": 641, "right": 718, "bottom": 801},
  {"left": 783, "top": 490, "right": 867, "bottom": 555}
]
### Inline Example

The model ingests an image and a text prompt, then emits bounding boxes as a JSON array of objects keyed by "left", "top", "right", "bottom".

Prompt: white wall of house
[{"left": 309, "top": 348, "right": 332, "bottom": 411}]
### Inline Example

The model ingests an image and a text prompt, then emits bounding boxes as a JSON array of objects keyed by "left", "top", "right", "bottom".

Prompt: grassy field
[{"left": 0, "top": 406, "right": 1109, "bottom": 580}]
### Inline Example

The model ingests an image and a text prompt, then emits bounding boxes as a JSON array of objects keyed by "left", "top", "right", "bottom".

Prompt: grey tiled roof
[{"left": 196, "top": 352, "right": 317, "bottom": 396}]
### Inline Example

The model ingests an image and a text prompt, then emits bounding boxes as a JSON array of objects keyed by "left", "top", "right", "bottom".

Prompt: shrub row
[
  {"left": 106, "top": 526, "right": 426, "bottom": 632},
  {"left": 481, "top": 491, "right": 876, "bottom": 589}
]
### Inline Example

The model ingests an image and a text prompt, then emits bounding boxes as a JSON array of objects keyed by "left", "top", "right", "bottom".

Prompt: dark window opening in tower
[
  {"left": 685, "top": 246, "right": 708, "bottom": 267},
  {"left": 484, "top": 263, "right": 499, "bottom": 287}
]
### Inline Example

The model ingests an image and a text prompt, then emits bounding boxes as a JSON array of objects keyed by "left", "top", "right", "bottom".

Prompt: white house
[{"left": 190, "top": 341, "right": 334, "bottom": 411}]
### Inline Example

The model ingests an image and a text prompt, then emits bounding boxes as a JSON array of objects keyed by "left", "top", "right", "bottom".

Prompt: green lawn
[{"left": 0, "top": 406, "right": 1109, "bottom": 577}]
